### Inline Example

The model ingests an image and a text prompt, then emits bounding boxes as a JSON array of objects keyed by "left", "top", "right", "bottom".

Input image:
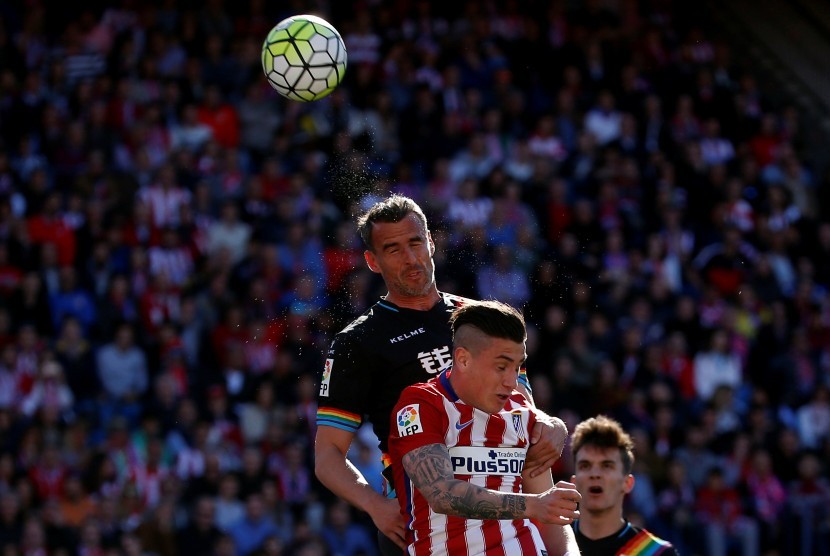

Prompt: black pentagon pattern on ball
[{"left": 262, "top": 15, "right": 348, "bottom": 102}]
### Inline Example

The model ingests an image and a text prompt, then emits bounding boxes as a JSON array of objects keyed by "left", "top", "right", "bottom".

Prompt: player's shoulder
[
  {"left": 508, "top": 390, "right": 533, "bottom": 409},
  {"left": 625, "top": 523, "right": 678, "bottom": 555},
  {"left": 335, "top": 299, "right": 396, "bottom": 336},
  {"left": 397, "top": 377, "right": 443, "bottom": 406},
  {"left": 440, "top": 291, "right": 476, "bottom": 309}
]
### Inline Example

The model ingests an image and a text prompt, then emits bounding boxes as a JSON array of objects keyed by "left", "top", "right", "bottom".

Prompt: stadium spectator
[{"left": 95, "top": 322, "right": 148, "bottom": 426}]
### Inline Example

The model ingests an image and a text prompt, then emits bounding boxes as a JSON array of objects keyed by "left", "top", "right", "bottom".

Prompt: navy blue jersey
[{"left": 317, "top": 292, "right": 467, "bottom": 454}]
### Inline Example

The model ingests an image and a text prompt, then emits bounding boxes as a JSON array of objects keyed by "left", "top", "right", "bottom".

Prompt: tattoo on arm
[{"left": 402, "top": 444, "right": 528, "bottom": 520}]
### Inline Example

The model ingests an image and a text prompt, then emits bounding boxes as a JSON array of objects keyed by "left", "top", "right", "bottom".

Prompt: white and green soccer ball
[{"left": 261, "top": 14, "right": 348, "bottom": 102}]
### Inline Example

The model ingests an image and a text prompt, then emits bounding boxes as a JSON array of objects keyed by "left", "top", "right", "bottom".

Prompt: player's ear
[
  {"left": 454, "top": 345, "right": 469, "bottom": 371},
  {"left": 364, "top": 250, "right": 381, "bottom": 273},
  {"left": 623, "top": 474, "right": 635, "bottom": 494},
  {"left": 427, "top": 231, "right": 435, "bottom": 256}
]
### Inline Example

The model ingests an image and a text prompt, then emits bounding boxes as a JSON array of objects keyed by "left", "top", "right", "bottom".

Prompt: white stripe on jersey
[{"left": 465, "top": 517, "right": 486, "bottom": 556}]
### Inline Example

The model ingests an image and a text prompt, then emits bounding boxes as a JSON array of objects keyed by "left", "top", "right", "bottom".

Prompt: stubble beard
[{"left": 393, "top": 264, "right": 436, "bottom": 298}]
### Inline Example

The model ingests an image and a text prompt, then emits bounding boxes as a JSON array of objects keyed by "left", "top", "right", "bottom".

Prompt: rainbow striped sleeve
[
  {"left": 518, "top": 367, "right": 532, "bottom": 394},
  {"left": 619, "top": 529, "right": 675, "bottom": 555},
  {"left": 317, "top": 407, "right": 362, "bottom": 432}
]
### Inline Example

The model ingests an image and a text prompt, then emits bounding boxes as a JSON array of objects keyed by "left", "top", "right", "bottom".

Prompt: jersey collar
[{"left": 439, "top": 368, "right": 460, "bottom": 402}]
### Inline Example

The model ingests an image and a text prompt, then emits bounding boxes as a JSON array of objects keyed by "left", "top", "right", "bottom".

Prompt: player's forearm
[
  {"left": 522, "top": 466, "right": 554, "bottom": 494},
  {"left": 538, "top": 522, "right": 580, "bottom": 556},
  {"left": 425, "top": 477, "right": 535, "bottom": 520},
  {"left": 314, "top": 443, "right": 386, "bottom": 513}
]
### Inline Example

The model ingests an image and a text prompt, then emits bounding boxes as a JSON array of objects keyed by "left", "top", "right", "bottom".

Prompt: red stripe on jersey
[
  {"left": 516, "top": 520, "right": 539, "bottom": 555},
  {"left": 482, "top": 471, "right": 507, "bottom": 556}
]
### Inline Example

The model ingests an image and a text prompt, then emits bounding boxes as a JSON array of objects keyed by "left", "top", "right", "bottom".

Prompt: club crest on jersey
[
  {"left": 396, "top": 404, "right": 422, "bottom": 436},
  {"left": 319, "top": 359, "right": 333, "bottom": 397},
  {"left": 511, "top": 410, "right": 526, "bottom": 442}
]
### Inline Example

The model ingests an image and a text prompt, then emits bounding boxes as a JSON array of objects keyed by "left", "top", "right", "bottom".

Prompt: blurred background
[{"left": 0, "top": 0, "right": 828, "bottom": 554}]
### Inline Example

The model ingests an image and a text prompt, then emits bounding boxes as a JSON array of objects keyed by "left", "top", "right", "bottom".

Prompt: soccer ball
[{"left": 261, "top": 14, "right": 348, "bottom": 102}]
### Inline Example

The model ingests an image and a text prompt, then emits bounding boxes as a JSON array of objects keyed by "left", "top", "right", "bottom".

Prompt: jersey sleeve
[
  {"left": 388, "top": 384, "right": 448, "bottom": 464},
  {"left": 315, "top": 329, "right": 373, "bottom": 434}
]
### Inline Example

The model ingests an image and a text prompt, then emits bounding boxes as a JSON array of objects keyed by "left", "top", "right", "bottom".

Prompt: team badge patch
[
  {"left": 319, "top": 359, "right": 333, "bottom": 397},
  {"left": 511, "top": 410, "right": 526, "bottom": 442},
  {"left": 396, "top": 404, "right": 422, "bottom": 436}
]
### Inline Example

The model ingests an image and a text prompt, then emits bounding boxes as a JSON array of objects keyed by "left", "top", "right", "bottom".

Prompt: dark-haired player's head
[
  {"left": 450, "top": 300, "right": 527, "bottom": 349},
  {"left": 357, "top": 194, "right": 429, "bottom": 251},
  {"left": 448, "top": 301, "right": 527, "bottom": 414},
  {"left": 358, "top": 195, "right": 437, "bottom": 303},
  {"left": 571, "top": 416, "right": 635, "bottom": 517}
]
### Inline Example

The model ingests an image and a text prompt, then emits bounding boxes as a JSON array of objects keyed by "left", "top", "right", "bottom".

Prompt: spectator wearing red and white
[
  {"left": 28, "top": 443, "right": 68, "bottom": 502},
  {"left": 148, "top": 227, "right": 194, "bottom": 288},
  {"left": 20, "top": 360, "right": 74, "bottom": 419},
  {"left": 127, "top": 436, "right": 170, "bottom": 510},
  {"left": 584, "top": 90, "right": 623, "bottom": 146},
  {"left": 139, "top": 271, "right": 181, "bottom": 335},
  {"left": 137, "top": 163, "right": 192, "bottom": 229},
  {"left": 527, "top": 115, "right": 568, "bottom": 161},
  {"left": 205, "top": 385, "right": 244, "bottom": 455},
  {"left": 718, "top": 178, "right": 755, "bottom": 233},
  {"left": 14, "top": 324, "right": 45, "bottom": 397},
  {"left": 243, "top": 320, "right": 277, "bottom": 377}
]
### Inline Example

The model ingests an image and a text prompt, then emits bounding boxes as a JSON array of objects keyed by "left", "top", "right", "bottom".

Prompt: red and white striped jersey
[{"left": 389, "top": 370, "right": 546, "bottom": 556}]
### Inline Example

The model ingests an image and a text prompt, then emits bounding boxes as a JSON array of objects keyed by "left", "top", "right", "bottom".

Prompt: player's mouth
[
  {"left": 587, "top": 486, "right": 603, "bottom": 495},
  {"left": 404, "top": 268, "right": 423, "bottom": 279},
  {"left": 497, "top": 394, "right": 509, "bottom": 403}
]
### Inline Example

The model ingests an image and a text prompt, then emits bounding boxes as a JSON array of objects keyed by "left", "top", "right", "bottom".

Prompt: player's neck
[
  {"left": 384, "top": 289, "right": 441, "bottom": 311},
  {"left": 578, "top": 512, "right": 626, "bottom": 540}
]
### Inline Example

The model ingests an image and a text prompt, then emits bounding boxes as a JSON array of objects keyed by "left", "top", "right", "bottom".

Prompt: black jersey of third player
[
  {"left": 572, "top": 520, "right": 679, "bottom": 555},
  {"left": 316, "top": 292, "right": 466, "bottom": 454}
]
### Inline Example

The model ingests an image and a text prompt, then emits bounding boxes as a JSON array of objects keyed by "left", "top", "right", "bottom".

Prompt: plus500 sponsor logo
[{"left": 450, "top": 448, "right": 525, "bottom": 476}]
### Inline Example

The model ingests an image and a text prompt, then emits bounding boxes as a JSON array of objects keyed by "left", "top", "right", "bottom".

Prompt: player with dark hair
[
  {"left": 388, "top": 300, "right": 581, "bottom": 555},
  {"left": 314, "top": 195, "right": 571, "bottom": 553},
  {"left": 570, "top": 416, "right": 678, "bottom": 555}
]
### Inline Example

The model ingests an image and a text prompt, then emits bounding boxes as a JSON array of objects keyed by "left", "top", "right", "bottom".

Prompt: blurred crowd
[{"left": 0, "top": 0, "right": 828, "bottom": 554}]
